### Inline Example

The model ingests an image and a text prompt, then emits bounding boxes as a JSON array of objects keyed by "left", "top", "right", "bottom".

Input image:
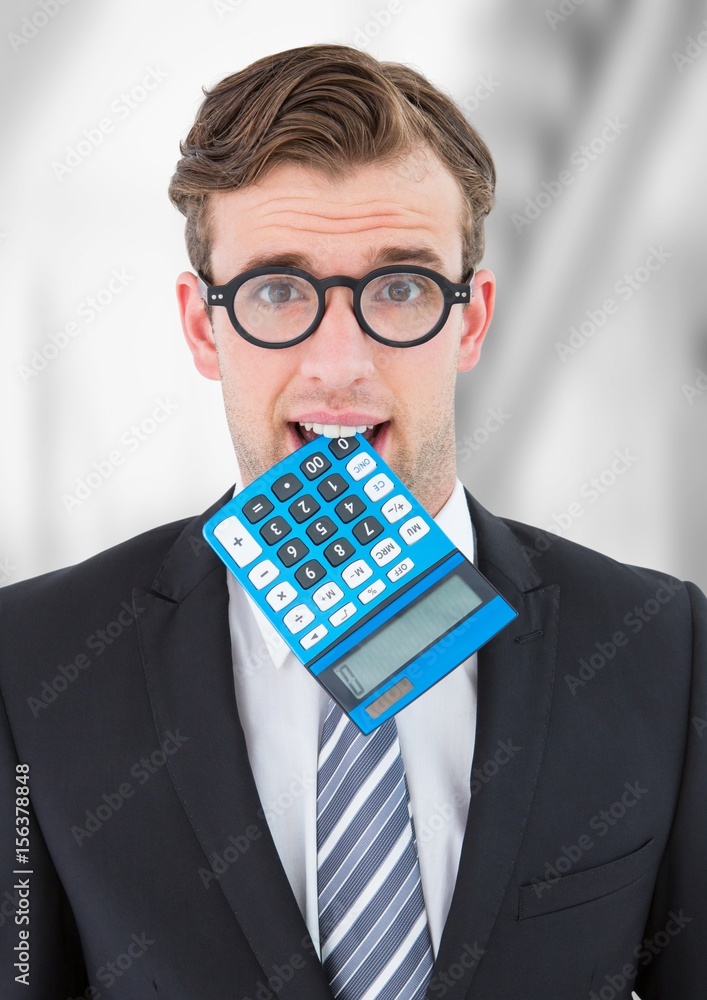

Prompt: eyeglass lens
[{"left": 232, "top": 272, "right": 446, "bottom": 344}]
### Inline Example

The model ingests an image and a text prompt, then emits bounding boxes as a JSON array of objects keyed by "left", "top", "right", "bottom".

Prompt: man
[{"left": 0, "top": 43, "right": 705, "bottom": 1000}]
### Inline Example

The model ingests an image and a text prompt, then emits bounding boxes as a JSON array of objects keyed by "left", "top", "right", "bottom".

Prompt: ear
[
  {"left": 457, "top": 268, "right": 495, "bottom": 373},
  {"left": 176, "top": 272, "right": 221, "bottom": 381}
]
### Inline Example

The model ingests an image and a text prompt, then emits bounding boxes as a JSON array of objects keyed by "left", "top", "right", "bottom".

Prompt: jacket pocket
[{"left": 518, "top": 838, "right": 654, "bottom": 919}]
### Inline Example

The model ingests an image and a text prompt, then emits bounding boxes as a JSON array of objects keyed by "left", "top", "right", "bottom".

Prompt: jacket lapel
[
  {"left": 429, "top": 490, "right": 559, "bottom": 996},
  {"left": 134, "top": 486, "right": 333, "bottom": 998}
]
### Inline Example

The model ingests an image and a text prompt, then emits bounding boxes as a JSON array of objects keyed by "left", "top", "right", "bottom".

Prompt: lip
[{"left": 289, "top": 412, "right": 388, "bottom": 427}]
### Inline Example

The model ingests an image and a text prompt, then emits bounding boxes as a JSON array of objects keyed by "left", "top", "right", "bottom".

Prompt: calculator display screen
[{"left": 333, "top": 574, "right": 483, "bottom": 700}]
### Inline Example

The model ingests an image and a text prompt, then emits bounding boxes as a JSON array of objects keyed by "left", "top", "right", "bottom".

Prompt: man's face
[{"left": 178, "top": 148, "right": 494, "bottom": 515}]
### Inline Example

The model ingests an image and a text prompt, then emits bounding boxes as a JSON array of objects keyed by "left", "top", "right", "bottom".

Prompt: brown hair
[{"left": 168, "top": 43, "right": 495, "bottom": 288}]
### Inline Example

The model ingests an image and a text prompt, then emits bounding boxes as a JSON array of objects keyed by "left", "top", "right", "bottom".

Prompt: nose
[{"left": 297, "top": 286, "right": 378, "bottom": 388}]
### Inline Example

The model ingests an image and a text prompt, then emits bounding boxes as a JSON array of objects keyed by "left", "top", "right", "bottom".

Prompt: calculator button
[
  {"left": 265, "top": 581, "right": 297, "bottom": 611},
  {"left": 370, "top": 538, "right": 401, "bottom": 567},
  {"left": 398, "top": 516, "right": 430, "bottom": 545},
  {"left": 283, "top": 604, "right": 315, "bottom": 634},
  {"left": 300, "top": 624, "right": 329, "bottom": 650},
  {"left": 242, "top": 495, "right": 275, "bottom": 523},
  {"left": 272, "top": 474, "right": 303, "bottom": 502},
  {"left": 358, "top": 579, "right": 386, "bottom": 605},
  {"left": 353, "top": 516, "right": 384, "bottom": 545},
  {"left": 288, "top": 494, "right": 321, "bottom": 523},
  {"left": 346, "top": 452, "right": 377, "bottom": 481},
  {"left": 277, "top": 537, "right": 309, "bottom": 567},
  {"left": 317, "top": 473, "right": 349, "bottom": 502},
  {"left": 363, "top": 474, "right": 394, "bottom": 502},
  {"left": 341, "top": 559, "right": 373, "bottom": 588},
  {"left": 329, "top": 602, "right": 357, "bottom": 627},
  {"left": 312, "top": 581, "right": 344, "bottom": 611},
  {"left": 295, "top": 559, "right": 326, "bottom": 589},
  {"left": 323, "top": 537, "right": 356, "bottom": 567},
  {"left": 381, "top": 495, "right": 412, "bottom": 523},
  {"left": 335, "top": 494, "right": 366, "bottom": 523},
  {"left": 328, "top": 436, "right": 361, "bottom": 459},
  {"left": 306, "top": 516, "right": 337, "bottom": 544},
  {"left": 260, "top": 516, "right": 292, "bottom": 545},
  {"left": 247, "top": 559, "right": 279, "bottom": 589},
  {"left": 213, "top": 516, "right": 262, "bottom": 568},
  {"left": 386, "top": 558, "right": 414, "bottom": 583},
  {"left": 300, "top": 452, "right": 332, "bottom": 481}
]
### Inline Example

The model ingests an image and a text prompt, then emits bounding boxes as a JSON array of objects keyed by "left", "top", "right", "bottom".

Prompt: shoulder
[
  {"left": 498, "top": 511, "right": 702, "bottom": 634},
  {"left": 0, "top": 480, "right": 235, "bottom": 680},
  {"left": 2, "top": 516, "right": 188, "bottom": 603},
  {"left": 0, "top": 515, "right": 193, "bottom": 667},
  {"left": 464, "top": 484, "right": 702, "bottom": 632}
]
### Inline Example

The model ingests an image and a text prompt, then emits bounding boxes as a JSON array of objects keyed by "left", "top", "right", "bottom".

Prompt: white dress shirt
[{"left": 226, "top": 475, "right": 478, "bottom": 958}]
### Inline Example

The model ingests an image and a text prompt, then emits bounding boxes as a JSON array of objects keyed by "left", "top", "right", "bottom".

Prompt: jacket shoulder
[
  {"left": 499, "top": 512, "right": 694, "bottom": 612},
  {"left": 0, "top": 516, "right": 193, "bottom": 656}
]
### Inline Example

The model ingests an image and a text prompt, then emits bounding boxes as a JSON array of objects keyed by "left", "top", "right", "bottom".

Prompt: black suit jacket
[{"left": 0, "top": 486, "right": 705, "bottom": 999}]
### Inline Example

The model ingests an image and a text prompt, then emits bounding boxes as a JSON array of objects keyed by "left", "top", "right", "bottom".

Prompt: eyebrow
[{"left": 239, "top": 244, "right": 448, "bottom": 275}]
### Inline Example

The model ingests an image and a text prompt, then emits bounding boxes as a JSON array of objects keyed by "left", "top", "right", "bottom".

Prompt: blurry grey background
[{"left": 2, "top": 0, "right": 706, "bottom": 594}]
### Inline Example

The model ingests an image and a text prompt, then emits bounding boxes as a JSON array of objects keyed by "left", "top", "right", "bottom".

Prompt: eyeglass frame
[{"left": 196, "top": 264, "right": 475, "bottom": 349}]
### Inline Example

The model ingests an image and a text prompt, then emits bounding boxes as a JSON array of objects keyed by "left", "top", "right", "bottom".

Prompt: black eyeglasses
[{"left": 197, "top": 265, "right": 474, "bottom": 349}]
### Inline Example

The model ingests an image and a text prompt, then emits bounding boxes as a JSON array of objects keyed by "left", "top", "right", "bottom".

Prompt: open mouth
[{"left": 290, "top": 421, "right": 388, "bottom": 447}]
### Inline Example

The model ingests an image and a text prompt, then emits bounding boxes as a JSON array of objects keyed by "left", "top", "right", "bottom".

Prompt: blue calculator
[{"left": 203, "top": 434, "right": 516, "bottom": 733}]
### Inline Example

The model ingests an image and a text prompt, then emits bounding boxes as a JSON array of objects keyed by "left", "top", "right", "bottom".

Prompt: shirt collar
[{"left": 228, "top": 475, "right": 475, "bottom": 671}]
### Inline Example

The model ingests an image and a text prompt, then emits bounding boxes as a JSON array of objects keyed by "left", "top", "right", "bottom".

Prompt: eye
[
  {"left": 378, "top": 277, "right": 422, "bottom": 303},
  {"left": 254, "top": 279, "right": 306, "bottom": 305},
  {"left": 366, "top": 273, "right": 440, "bottom": 306}
]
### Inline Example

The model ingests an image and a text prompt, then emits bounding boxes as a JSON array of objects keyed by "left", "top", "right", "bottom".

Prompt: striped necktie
[{"left": 316, "top": 698, "right": 434, "bottom": 1000}]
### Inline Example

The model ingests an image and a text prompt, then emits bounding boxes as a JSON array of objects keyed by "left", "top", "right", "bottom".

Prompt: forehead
[{"left": 208, "top": 150, "right": 465, "bottom": 278}]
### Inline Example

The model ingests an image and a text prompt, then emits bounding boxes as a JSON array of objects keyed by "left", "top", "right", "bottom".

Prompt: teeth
[{"left": 297, "top": 421, "right": 377, "bottom": 438}]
